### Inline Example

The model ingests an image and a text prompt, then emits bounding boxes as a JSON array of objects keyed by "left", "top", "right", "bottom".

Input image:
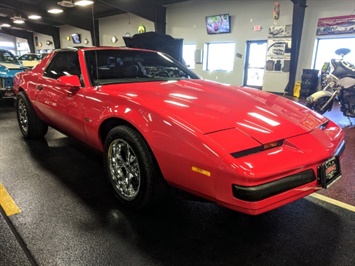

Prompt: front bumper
[
  {"left": 0, "top": 87, "right": 15, "bottom": 98},
  {"left": 215, "top": 131, "right": 345, "bottom": 215},
  {"left": 0, "top": 77, "right": 15, "bottom": 98},
  {"left": 232, "top": 169, "right": 316, "bottom": 202}
]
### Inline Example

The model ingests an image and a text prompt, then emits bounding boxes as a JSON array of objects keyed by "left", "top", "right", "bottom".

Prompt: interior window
[
  {"left": 183, "top": 43, "right": 196, "bottom": 69},
  {"left": 313, "top": 37, "right": 355, "bottom": 71},
  {"left": 203, "top": 42, "right": 235, "bottom": 71}
]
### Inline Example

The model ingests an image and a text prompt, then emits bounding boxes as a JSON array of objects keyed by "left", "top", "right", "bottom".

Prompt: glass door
[{"left": 243, "top": 40, "right": 267, "bottom": 89}]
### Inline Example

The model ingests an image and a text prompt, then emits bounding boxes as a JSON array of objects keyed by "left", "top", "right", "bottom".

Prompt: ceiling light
[
  {"left": 75, "top": 1, "right": 94, "bottom": 7},
  {"left": 28, "top": 15, "right": 41, "bottom": 20},
  {"left": 1, "top": 23, "right": 11, "bottom": 28},
  {"left": 48, "top": 8, "right": 64, "bottom": 14},
  {"left": 57, "top": 1, "right": 75, "bottom": 8},
  {"left": 11, "top": 16, "right": 25, "bottom": 24}
]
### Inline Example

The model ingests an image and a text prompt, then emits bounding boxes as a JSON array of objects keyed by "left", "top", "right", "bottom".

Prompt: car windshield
[
  {"left": 0, "top": 50, "right": 20, "bottom": 65},
  {"left": 84, "top": 49, "right": 199, "bottom": 86},
  {"left": 39, "top": 53, "right": 49, "bottom": 60},
  {"left": 19, "top": 54, "right": 40, "bottom": 61}
]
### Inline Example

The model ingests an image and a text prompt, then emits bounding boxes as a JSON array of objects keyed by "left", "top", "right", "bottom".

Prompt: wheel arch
[
  {"left": 16, "top": 87, "right": 25, "bottom": 94},
  {"left": 99, "top": 117, "right": 131, "bottom": 146},
  {"left": 99, "top": 117, "right": 168, "bottom": 185},
  {"left": 99, "top": 117, "right": 164, "bottom": 174}
]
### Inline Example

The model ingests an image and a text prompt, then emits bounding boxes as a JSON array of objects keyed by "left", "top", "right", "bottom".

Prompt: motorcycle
[{"left": 306, "top": 48, "right": 355, "bottom": 125}]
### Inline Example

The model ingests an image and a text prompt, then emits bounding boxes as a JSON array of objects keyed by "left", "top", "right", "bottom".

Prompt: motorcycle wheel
[{"left": 306, "top": 96, "right": 331, "bottom": 115}]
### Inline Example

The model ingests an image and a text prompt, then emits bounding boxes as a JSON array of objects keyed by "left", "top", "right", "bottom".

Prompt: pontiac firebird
[{"left": 13, "top": 47, "right": 345, "bottom": 215}]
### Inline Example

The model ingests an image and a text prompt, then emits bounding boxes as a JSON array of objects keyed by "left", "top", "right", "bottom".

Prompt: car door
[{"left": 35, "top": 51, "right": 86, "bottom": 141}]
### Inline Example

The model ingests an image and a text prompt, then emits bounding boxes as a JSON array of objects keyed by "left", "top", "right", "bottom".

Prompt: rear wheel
[
  {"left": 104, "top": 125, "right": 167, "bottom": 210},
  {"left": 306, "top": 96, "right": 331, "bottom": 115},
  {"left": 16, "top": 91, "right": 48, "bottom": 138}
]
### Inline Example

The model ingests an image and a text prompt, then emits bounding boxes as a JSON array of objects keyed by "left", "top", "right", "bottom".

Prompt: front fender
[{"left": 307, "top": 90, "right": 332, "bottom": 103}]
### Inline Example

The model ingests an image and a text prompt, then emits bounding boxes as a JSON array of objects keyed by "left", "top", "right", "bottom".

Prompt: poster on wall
[
  {"left": 266, "top": 25, "right": 292, "bottom": 73},
  {"left": 266, "top": 38, "right": 291, "bottom": 73},
  {"left": 268, "top": 24, "right": 292, "bottom": 38},
  {"left": 317, "top": 15, "right": 355, "bottom": 35},
  {"left": 263, "top": 25, "right": 292, "bottom": 93}
]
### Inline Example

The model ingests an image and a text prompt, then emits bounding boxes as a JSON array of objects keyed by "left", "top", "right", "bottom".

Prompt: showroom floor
[{"left": 0, "top": 96, "right": 354, "bottom": 266}]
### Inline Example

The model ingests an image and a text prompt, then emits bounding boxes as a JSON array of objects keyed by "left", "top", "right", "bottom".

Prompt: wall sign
[
  {"left": 138, "top": 25, "right": 146, "bottom": 33},
  {"left": 317, "top": 15, "right": 355, "bottom": 35},
  {"left": 273, "top": 2, "right": 280, "bottom": 20},
  {"left": 266, "top": 25, "right": 292, "bottom": 73},
  {"left": 263, "top": 24, "right": 292, "bottom": 93}
]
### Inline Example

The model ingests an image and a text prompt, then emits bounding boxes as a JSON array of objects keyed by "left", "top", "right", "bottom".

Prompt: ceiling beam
[{"left": 98, "top": 0, "right": 166, "bottom": 33}]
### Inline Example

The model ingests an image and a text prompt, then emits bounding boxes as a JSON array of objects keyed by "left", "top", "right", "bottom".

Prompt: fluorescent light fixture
[
  {"left": 48, "top": 8, "right": 64, "bottom": 14},
  {"left": 75, "top": 0, "right": 94, "bottom": 6},
  {"left": 1, "top": 23, "right": 11, "bottom": 28},
  {"left": 28, "top": 15, "right": 42, "bottom": 20},
  {"left": 11, "top": 16, "right": 25, "bottom": 24},
  {"left": 57, "top": 1, "right": 75, "bottom": 7}
]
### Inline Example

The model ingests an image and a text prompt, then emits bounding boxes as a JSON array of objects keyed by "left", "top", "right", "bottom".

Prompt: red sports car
[{"left": 13, "top": 47, "right": 345, "bottom": 215}]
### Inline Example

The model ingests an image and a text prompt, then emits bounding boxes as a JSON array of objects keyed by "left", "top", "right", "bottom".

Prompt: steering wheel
[{"left": 152, "top": 71, "right": 171, "bottom": 77}]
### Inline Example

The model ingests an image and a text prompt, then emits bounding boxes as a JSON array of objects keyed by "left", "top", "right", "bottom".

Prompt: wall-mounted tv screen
[
  {"left": 206, "top": 13, "right": 231, "bottom": 34},
  {"left": 71, "top": 33, "right": 81, "bottom": 44}
]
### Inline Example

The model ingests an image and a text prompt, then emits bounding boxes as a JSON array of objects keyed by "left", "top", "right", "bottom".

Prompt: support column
[{"left": 286, "top": 0, "right": 307, "bottom": 96}]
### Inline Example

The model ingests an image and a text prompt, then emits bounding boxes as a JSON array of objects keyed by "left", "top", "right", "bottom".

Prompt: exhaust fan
[{"left": 57, "top": 1, "right": 75, "bottom": 7}]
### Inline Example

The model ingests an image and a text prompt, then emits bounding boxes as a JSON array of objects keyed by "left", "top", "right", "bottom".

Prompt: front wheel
[
  {"left": 306, "top": 96, "right": 331, "bottom": 115},
  {"left": 103, "top": 125, "right": 167, "bottom": 210},
  {"left": 16, "top": 91, "right": 48, "bottom": 138}
]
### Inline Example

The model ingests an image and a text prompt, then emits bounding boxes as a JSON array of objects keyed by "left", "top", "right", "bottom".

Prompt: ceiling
[{"left": 0, "top": 0, "right": 189, "bottom": 36}]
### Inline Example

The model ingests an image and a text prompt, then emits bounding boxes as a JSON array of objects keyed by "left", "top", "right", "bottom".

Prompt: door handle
[{"left": 36, "top": 85, "right": 43, "bottom": 91}]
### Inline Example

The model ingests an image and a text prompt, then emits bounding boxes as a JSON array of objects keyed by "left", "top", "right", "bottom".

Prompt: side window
[{"left": 44, "top": 51, "right": 81, "bottom": 79}]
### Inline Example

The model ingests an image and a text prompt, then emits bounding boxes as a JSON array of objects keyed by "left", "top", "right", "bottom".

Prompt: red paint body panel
[{"left": 13, "top": 47, "right": 345, "bottom": 215}]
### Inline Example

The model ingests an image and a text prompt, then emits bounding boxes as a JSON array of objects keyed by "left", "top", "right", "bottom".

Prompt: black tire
[
  {"left": 104, "top": 125, "right": 167, "bottom": 210},
  {"left": 306, "top": 97, "right": 331, "bottom": 115},
  {"left": 16, "top": 91, "right": 48, "bottom": 138}
]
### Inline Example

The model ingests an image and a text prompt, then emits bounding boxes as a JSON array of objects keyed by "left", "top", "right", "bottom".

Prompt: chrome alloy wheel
[
  {"left": 18, "top": 98, "right": 29, "bottom": 133},
  {"left": 108, "top": 139, "right": 141, "bottom": 200}
]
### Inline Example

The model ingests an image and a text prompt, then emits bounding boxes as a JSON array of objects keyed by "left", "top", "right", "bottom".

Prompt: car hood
[
  {"left": 105, "top": 79, "right": 327, "bottom": 144},
  {"left": 20, "top": 60, "right": 39, "bottom": 67},
  {"left": 123, "top": 32, "right": 184, "bottom": 63}
]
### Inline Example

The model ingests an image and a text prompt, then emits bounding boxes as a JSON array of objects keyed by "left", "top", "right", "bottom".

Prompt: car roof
[{"left": 54, "top": 46, "right": 156, "bottom": 53}]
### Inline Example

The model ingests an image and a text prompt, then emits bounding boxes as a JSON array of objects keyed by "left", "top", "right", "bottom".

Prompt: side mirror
[
  {"left": 57, "top": 75, "right": 81, "bottom": 95},
  {"left": 57, "top": 75, "right": 81, "bottom": 87}
]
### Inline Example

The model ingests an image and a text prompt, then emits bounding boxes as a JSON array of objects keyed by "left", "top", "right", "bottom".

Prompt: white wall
[
  {"left": 59, "top": 25, "right": 91, "bottom": 48},
  {"left": 166, "top": 0, "right": 293, "bottom": 85},
  {"left": 47, "top": 0, "right": 354, "bottom": 88},
  {"left": 32, "top": 33, "right": 55, "bottom": 54},
  {"left": 99, "top": 13, "right": 154, "bottom": 47}
]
